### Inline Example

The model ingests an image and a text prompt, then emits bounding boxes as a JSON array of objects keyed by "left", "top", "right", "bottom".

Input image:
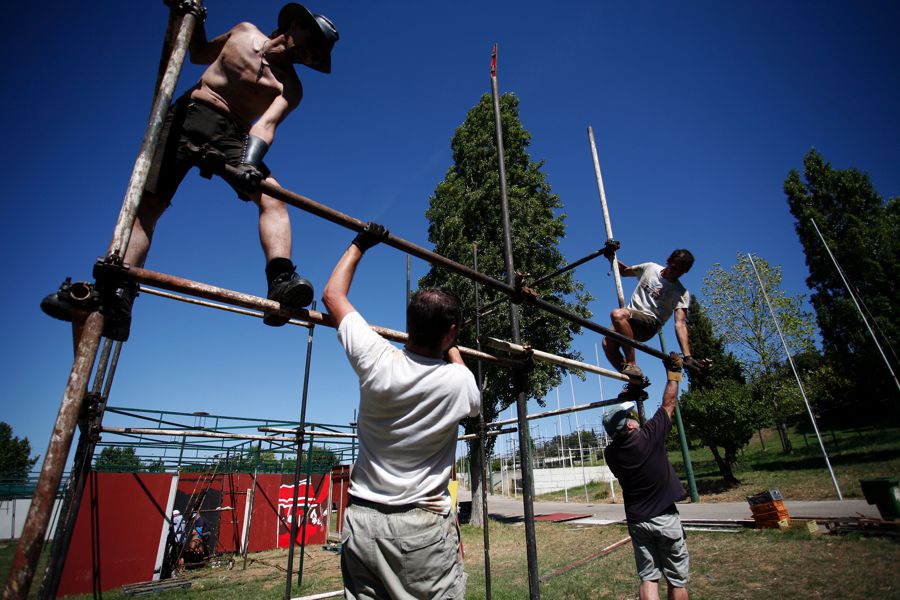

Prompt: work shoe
[
  {"left": 41, "top": 279, "right": 99, "bottom": 322},
  {"left": 263, "top": 271, "right": 314, "bottom": 327},
  {"left": 101, "top": 282, "right": 139, "bottom": 342},
  {"left": 620, "top": 363, "right": 644, "bottom": 379},
  {"left": 616, "top": 383, "right": 649, "bottom": 402}
]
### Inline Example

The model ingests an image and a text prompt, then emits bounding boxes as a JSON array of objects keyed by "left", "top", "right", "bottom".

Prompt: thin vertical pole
[
  {"left": 286, "top": 304, "right": 316, "bottom": 599},
  {"left": 406, "top": 255, "right": 411, "bottom": 308},
  {"left": 490, "top": 43, "right": 540, "bottom": 600},
  {"left": 242, "top": 467, "right": 258, "bottom": 570},
  {"left": 809, "top": 219, "right": 899, "bottom": 395},
  {"left": 587, "top": 126, "right": 625, "bottom": 308},
  {"left": 568, "top": 376, "right": 590, "bottom": 503},
  {"left": 555, "top": 389, "right": 568, "bottom": 503},
  {"left": 473, "top": 244, "right": 492, "bottom": 600},
  {"left": 657, "top": 334, "right": 699, "bottom": 503},
  {"left": 747, "top": 254, "right": 843, "bottom": 500}
]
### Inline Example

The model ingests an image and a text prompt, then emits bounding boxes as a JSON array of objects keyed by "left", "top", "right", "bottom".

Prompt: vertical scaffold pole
[
  {"left": 489, "top": 44, "right": 540, "bottom": 600},
  {"left": 747, "top": 254, "right": 843, "bottom": 500},
  {"left": 286, "top": 305, "right": 316, "bottom": 599},
  {"left": 587, "top": 126, "right": 625, "bottom": 308},
  {"left": 2, "top": 5, "right": 201, "bottom": 598},
  {"left": 656, "top": 334, "right": 699, "bottom": 503},
  {"left": 473, "top": 244, "right": 492, "bottom": 600}
]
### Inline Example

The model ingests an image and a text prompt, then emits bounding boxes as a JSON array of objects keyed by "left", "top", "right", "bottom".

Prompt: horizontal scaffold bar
[
  {"left": 489, "top": 397, "right": 632, "bottom": 428},
  {"left": 458, "top": 427, "right": 517, "bottom": 442},
  {"left": 481, "top": 337, "right": 629, "bottom": 382},
  {"left": 140, "top": 286, "right": 313, "bottom": 327},
  {"left": 125, "top": 266, "right": 520, "bottom": 369},
  {"left": 101, "top": 427, "right": 298, "bottom": 443},
  {"left": 204, "top": 160, "right": 669, "bottom": 363}
]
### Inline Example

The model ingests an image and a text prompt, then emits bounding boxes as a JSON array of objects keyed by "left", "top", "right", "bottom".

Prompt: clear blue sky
[{"left": 2, "top": 1, "right": 898, "bottom": 463}]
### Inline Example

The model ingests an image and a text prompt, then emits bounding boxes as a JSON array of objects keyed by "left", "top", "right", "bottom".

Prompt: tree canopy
[
  {"left": 784, "top": 149, "right": 899, "bottom": 414},
  {"left": 0, "top": 422, "right": 38, "bottom": 482},
  {"left": 420, "top": 92, "right": 592, "bottom": 429}
]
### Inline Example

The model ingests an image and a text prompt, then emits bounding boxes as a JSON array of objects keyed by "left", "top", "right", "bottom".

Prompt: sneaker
[
  {"left": 101, "top": 282, "right": 139, "bottom": 342},
  {"left": 263, "top": 271, "right": 314, "bottom": 327},
  {"left": 620, "top": 363, "right": 644, "bottom": 379}
]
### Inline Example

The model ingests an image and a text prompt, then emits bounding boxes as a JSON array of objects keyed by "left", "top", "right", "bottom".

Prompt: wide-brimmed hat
[
  {"left": 602, "top": 401, "right": 639, "bottom": 437},
  {"left": 277, "top": 3, "right": 339, "bottom": 73}
]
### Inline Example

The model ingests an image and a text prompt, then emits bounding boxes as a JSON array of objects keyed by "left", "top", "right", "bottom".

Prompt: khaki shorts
[
  {"left": 341, "top": 502, "right": 466, "bottom": 600},
  {"left": 627, "top": 310, "right": 660, "bottom": 342},
  {"left": 627, "top": 511, "right": 690, "bottom": 587}
]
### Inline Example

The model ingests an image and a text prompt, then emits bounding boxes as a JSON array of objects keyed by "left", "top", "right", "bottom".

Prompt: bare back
[{"left": 190, "top": 22, "right": 302, "bottom": 136}]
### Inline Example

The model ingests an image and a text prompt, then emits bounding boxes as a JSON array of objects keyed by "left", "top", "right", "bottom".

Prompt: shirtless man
[{"left": 41, "top": 3, "right": 339, "bottom": 340}]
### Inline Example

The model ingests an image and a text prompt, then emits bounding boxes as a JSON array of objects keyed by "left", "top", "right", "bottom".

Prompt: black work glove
[
  {"left": 352, "top": 222, "right": 389, "bottom": 253},
  {"left": 683, "top": 355, "right": 712, "bottom": 376},
  {"left": 234, "top": 134, "right": 269, "bottom": 200},
  {"left": 666, "top": 352, "right": 683, "bottom": 382},
  {"left": 601, "top": 238, "right": 621, "bottom": 260}
]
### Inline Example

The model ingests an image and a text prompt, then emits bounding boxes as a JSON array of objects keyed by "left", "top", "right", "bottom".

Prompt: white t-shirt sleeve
[
  {"left": 676, "top": 289, "right": 691, "bottom": 311},
  {"left": 337, "top": 312, "right": 393, "bottom": 380},
  {"left": 453, "top": 365, "right": 482, "bottom": 417}
]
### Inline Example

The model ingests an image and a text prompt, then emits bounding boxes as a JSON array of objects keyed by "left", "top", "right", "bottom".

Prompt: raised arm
[
  {"left": 322, "top": 223, "right": 389, "bottom": 327},
  {"left": 618, "top": 260, "right": 640, "bottom": 277},
  {"left": 661, "top": 353, "right": 683, "bottom": 419}
]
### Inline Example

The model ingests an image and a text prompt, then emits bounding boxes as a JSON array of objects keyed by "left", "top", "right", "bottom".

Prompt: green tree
[
  {"left": 94, "top": 446, "right": 142, "bottom": 472},
  {"left": 784, "top": 149, "right": 899, "bottom": 415},
  {"left": 680, "top": 379, "right": 764, "bottom": 485},
  {"left": 420, "top": 93, "right": 592, "bottom": 526},
  {"left": 0, "top": 422, "right": 39, "bottom": 482},
  {"left": 702, "top": 254, "right": 817, "bottom": 453}
]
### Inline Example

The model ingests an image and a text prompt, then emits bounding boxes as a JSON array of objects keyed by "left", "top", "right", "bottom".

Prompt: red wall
[{"left": 57, "top": 472, "right": 173, "bottom": 597}]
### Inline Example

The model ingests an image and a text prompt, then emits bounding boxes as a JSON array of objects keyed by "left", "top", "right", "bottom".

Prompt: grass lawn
[{"left": 8, "top": 520, "right": 897, "bottom": 599}]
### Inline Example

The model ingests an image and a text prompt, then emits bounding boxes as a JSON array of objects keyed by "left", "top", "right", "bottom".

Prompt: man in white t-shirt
[
  {"left": 322, "top": 222, "right": 481, "bottom": 600},
  {"left": 603, "top": 249, "right": 704, "bottom": 390}
]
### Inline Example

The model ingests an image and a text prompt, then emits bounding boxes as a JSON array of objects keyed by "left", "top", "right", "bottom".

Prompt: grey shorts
[
  {"left": 341, "top": 502, "right": 467, "bottom": 600},
  {"left": 627, "top": 511, "right": 689, "bottom": 587},
  {"left": 627, "top": 310, "right": 660, "bottom": 342}
]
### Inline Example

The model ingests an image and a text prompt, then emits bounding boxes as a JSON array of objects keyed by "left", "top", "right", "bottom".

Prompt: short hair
[
  {"left": 407, "top": 288, "right": 462, "bottom": 349},
  {"left": 667, "top": 248, "right": 694, "bottom": 269}
]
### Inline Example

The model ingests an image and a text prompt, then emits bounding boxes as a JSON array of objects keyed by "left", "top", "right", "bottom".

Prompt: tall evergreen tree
[
  {"left": 784, "top": 149, "right": 899, "bottom": 412},
  {"left": 420, "top": 93, "right": 592, "bottom": 526}
]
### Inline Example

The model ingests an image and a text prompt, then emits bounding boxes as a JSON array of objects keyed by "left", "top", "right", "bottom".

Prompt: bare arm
[
  {"left": 446, "top": 346, "right": 464, "bottom": 365},
  {"left": 322, "top": 245, "right": 363, "bottom": 327},
  {"left": 661, "top": 379, "right": 679, "bottom": 420},
  {"left": 674, "top": 308, "right": 691, "bottom": 356},
  {"left": 618, "top": 261, "right": 639, "bottom": 277}
]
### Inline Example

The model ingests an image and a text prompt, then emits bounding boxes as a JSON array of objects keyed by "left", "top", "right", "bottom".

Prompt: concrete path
[{"left": 458, "top": 491, "right": 880, "bottom": 524}]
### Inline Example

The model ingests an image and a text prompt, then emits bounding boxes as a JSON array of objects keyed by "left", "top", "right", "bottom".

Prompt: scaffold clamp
[{"left": 164, "top": 0, "right": 207, "bottom": 23}]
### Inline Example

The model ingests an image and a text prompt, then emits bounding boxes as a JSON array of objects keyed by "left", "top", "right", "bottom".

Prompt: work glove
[
  {"left": 352, "top": 222, "right": 389, "bottom": 253},
  {"left": 683, "top": 355, "right": 713, "bottom": 376},
  {"left": 666, "top": 352, "right": 683, "bottom": 382},
  {"left": 601, "top": 238, "right": 621, "bottom": 260}
]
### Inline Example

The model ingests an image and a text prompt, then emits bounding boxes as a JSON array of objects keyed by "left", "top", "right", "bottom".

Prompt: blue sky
[{"left": 2, "top": 1, "right": 898, "bottom": 464}]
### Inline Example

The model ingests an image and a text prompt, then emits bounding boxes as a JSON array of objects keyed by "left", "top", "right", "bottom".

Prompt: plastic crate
[{"left": 859, "top": 478, "right": 900, "bottom": 521}]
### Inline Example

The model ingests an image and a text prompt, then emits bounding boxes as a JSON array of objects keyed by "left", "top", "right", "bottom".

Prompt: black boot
[
  {"left": 263, "top": 259, "right": 313, "bottom": 327},
  {"left": 101, "top": 282, "right": 139, "bottom": 342}
]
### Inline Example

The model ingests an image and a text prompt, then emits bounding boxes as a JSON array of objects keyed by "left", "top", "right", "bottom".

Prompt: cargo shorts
[
  {"left": 627, "top": 511, "right": 690, "bottom": 587},
  {"left": 341, "top": 501, "right": 466, "bottom": 600}
]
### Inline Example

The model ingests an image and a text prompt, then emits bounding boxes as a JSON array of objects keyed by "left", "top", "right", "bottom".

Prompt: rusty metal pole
[
  {"left": 3, "top": 5, "right": 200, "bottom": 597},
  {"left": 587, "top": 126, "right": 626, "bottom": 308},
  {"left": 490, "top": 44, "right": 540, "bottom": 600}
]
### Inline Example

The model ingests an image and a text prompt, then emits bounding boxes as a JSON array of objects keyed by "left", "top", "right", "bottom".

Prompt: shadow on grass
[
  {"left": 693, "top": 478, "right": 741, "bottom": 495},
  {"left": 751, "top": 448, "right": 900, "bottom": 472}
]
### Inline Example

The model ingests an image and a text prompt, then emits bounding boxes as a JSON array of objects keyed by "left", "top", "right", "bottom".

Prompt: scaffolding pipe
[
  {"left": 481, "top": 337, "right": 629, "bottom": 382},
  {"left": 747, "top": 254, "right": 843, "bottom": 500},
  {"left": 490, "top": 44, "right": 540, "bottom": 600},
  {"left": 473, "top": 244, "right": 492, "bottom": 600},
  {"left": 4, "top": 7, "right": 200, "bottom": 596},
  {"left": 809, "top": 219, "right": 900, "bottom": 394},
  {"left": 140, "top": 286, "right": 312, "bottom": 328},
  {"left": 125, "top": 266, "right": 520, "bottom": 369},
  {"left": 286, "top": 303, "right": 316, "bottom": 598},
  {"left": 587, "top": 126, "right": 626, "bottom": 308}
]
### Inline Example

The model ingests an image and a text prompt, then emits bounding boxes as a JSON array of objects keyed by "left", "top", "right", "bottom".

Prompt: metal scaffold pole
[
  {"left": 490, "top": 44, "right": 540, "bottom": 600},
  {"left": 3, "top": 7, "right": 202, "bottom": 597}
]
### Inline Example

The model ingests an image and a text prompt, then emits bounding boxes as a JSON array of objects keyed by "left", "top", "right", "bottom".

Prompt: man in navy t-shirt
[{"left": 604, "top": 355, "right": 690, "bottom": 600}]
